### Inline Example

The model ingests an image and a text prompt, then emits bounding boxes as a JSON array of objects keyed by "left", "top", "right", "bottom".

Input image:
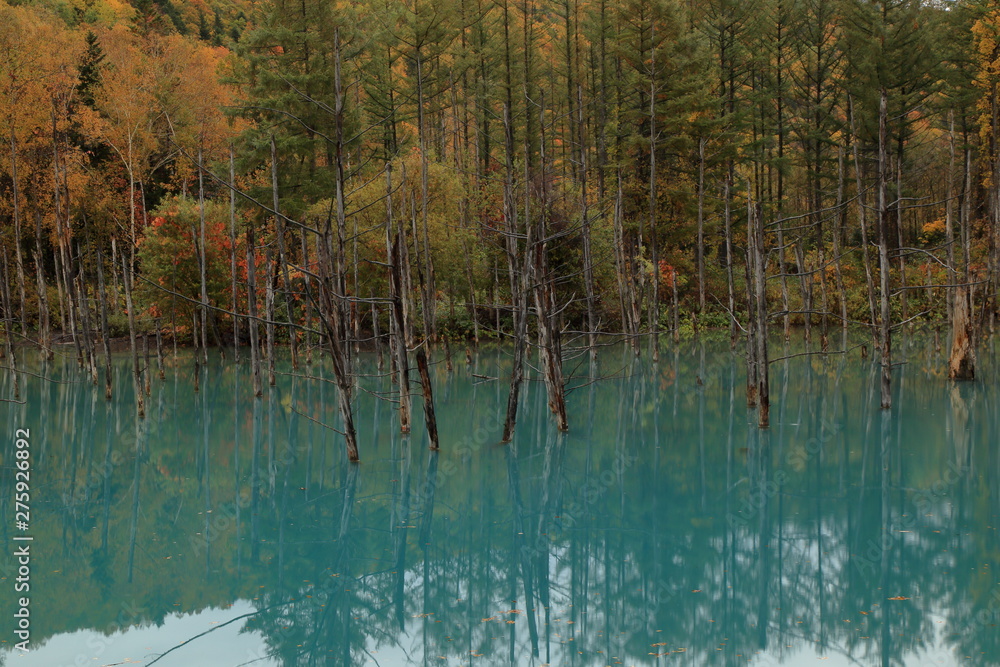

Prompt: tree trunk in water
[
  {"left": 796, "top": 239, "right": 811, "bottom": 344},
  {"left": 877, "top": 89, "right": 892, "bottom": 410},
  {"left": 120, "top": 253, "right": 145, "bottom": 419},
  {"left": 648, "top": 56, "right": 659, "bottom": 363},
  {"left": 143, "top": 334, "right": 151, "bottom": 396},
  {"left": 945, "top": 113, "right": 957, "bottom": 335},
  {"left": 750, "top": 201, "right": 769, "bottom": 428},
  {"left": 948, "top": 286, "right": 975, "bottom": 381},
  {"left": 301, "top": 230, "right": 313, "bottom": 365},
  {"left": 612, "top": 172, "right": 634, "bottom": 351},
  {"left": 246, "top": 221, "right": 263, "bottom": 398},
  {"left": 265, "top": 253, "right": 276, "bottom": 386},
  {"left": 415, "top": 49, "right": 437, "bottom": 343},
  {"left": 198, "top": 145, "right": 209, "bottom": 364},
  {"left": 501, "top": 100, "right": 529, "bottom": 443},
  {"left": 895, "top": 153, "right": 908, "bottom": 329},
  {"left": 32, "top": 211, "right": 51, "bottom": 359},
  {"left": 724, "top": 176, "right": 736, "bottom": 348},
  {"left": 229, "top": 148, "right": 241, "bottom": 361},
  {"left": 373, "top": 301, "right": 384, "bottom": 371},
  {"left": 579, "top": 85, "right": 597, "bottom": 359},
  {"left": 156, "top": 322, "right": 164, "bottom": 380},
  {"left": 1, "top": 254, "right": 20, "bottom": 401},
  {"left": 849, "top": 96, "right": 879, "bottom": 346},
  {"left": 96, "top": 247, "right": 113, "bottom": 400},
  {"left": 75, "top": 251, "right": 98, "bottom": 385},
  {"left": 744, "top": 190, "right": 759, "bottom": 409},
  {"left": 416, "top": 347, "right": 439, "bottom": 449},
  {"left": 386, "top": 166, "right": 412, "bottom": 434},
  {"left": 389, "top": 233, "right": 412, "bottom": 434},
  {"left": 318, "top": 276, "right": 359, "bottom": 462},
  {"left": 8, "top": 133, "right": 27, "bottom": 336},
  {"left": 535, "top": 93, "right": 568, "bottom": 431},
  {"left": 270, "top": 136, "right": 299, "bottom": 370},
  {"left": 834, "top": 146, "right": 848, "bottom": 335},
  {"left": 697, "top": 137, "right": 706, "bottom": 313}
]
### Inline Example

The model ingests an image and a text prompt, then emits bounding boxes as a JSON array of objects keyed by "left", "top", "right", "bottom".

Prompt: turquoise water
[{"left": 1, "top": 332, "right": 999, "bottom": 666}]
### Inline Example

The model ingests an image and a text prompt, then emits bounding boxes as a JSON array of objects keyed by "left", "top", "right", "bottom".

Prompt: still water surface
[{"left": 1, "top": 333, "right": 999, "bottom": 666}]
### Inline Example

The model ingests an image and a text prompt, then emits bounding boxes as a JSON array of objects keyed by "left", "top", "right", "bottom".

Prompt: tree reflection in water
[{"left": 1, "top": 335, "right": 999, "bottom": 666}]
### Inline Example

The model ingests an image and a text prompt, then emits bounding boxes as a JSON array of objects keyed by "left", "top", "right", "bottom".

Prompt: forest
[{"left": 1, "top": 0, "right": 998, "bottom": 457}]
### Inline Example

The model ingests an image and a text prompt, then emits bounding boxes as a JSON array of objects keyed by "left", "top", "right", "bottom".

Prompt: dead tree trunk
[
  {"left": 387, "top": 165, "right": 412, "bottom": 434},
  {"left": 96, "top": 247, "right": 113, "bottom": 399},
  {"left": 143, "top": 334, "right": 151, "bottom": 396},
  {"left": 612, "top": 171, "right": 635, "bottom": 352},
  {"left": 948, "top": 286, "right": 975, "bottom": 380},
  {"left": 198, "top": 145, "right": 210, "bottom": 364},
  {"left": 834, "top": 146, "right": 848, "bottom": 336},
  {"left": 1, "top": 253, "right": 20, "bottom": 401},
  {"left": 877, "top": 89, "right": 892, "bottom": 410},
  {"left": 501, "top": 101, "right": 531, "bottom": 443},
  {"left": 697, "top": 137, "right": 707, "bottom": 314},
  {"left": 724, "top": 177, "right": 737, "bottom": 348},
  {"left": 229, "top": 148, "right": 241, "bottom": 361},
  {"left": 155, "top": 321, "right": 164, "bottom": 380},
  {"left": 120, "top": 253, "right": 144, "bottom": 419},
  {"left": 264, "top": 252, "right": 276, "bottom": 386},
  {"left": 8, "top": 133, "right": 27, "bottom": 336},
  {"left": 744, "top": 192, "right": 759, "bottom": 409},
  {"left": 317, "top": 267, "right": 359, "bottom": 462},
  {"left": 32, "top": 211, "right": 51, "bottom": 359},
  {"left": 246, "top": 220, "right": 263, "bottom": 398},
  {"left": 749, "top": 201, "right": 769, "bottom": 428},
  {"left": 416, "top": 347, "right": 439, "bottom": 449},
  {"left": 271, "top": 135, "right": 299, "bottom": 371},
  {"left": 535, "top": 94, "right": 569, "bottom": 431},
  {"left": 390, "top": 233, "right": 412, "bottom": 434},
  {"left": 579, "top": 85, "right": 597, "bottom": 359},
  {"left": 75, "top": 248, "right": 98, "bottom": 385},
  {"left": 849, "top": 95, "right": 879, "bottom": 346}
]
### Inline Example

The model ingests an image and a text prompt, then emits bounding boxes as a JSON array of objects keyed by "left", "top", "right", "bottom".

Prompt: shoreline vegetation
[{"left": 1, "top": 0, "right": 997, "bottom": 459}]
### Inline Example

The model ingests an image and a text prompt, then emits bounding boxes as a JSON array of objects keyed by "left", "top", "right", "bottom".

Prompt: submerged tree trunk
[
  {"left": 271, "top": 135, "right": 299, "bottom": 371},
  {"left": 877, "top": 89, "right": 892, "bottom": 410},
  {"left": 9, "top": 133, "right": 27, "bottom": 336},
  {"left": 265, "top": 252, "right": 276, "bottom": 387},
  {"left": 246, "top": 220, "right": 263, "bottom": 398},
  {"left": 697, "top": 137, "right": 707, "bottom": 314},
  {"left": 96, "top": 247, "right": 113, "bottom": 400},
  {"left": 579, "top": 85, "right": 597, "bottom": 359},
  {"left": 849, "top": 95, "right": 879, "bottom": 346},
  {"left": 501, "top": 101, "right": 531, "bottom": 443},
  {"left": 949, "top": 286, "right": 975, "bottom": 381},
  {"left": 724, "top": 177, "right": 736, "bottom": 348},
  {"left": 415, "top": 347, "right": 439, "bottom": 449},
  {"left": 1, "top": 253, "right": 20, "bottom": 401},
  {"left": 749, "top": 200, "right": 769, "bottom": 428},
  {"left": 389, "top": 232, "right": 412, "bottom": 434},
  {"left": 536, "top": 96, "right": 569, "bottom": 431},
  {"left": 120, "top": 253, "right": 145, "bottom": 419},
  {"left": 229, "top": 148, "right": 241, "bottom": 361},
  {"left": 387, "top": 166, "right": 412, "bottom": 434},
  {"left": 33, "top": 212, "right": 51, "bottom": 359},
  {"left": 198, "top": 145, "right": 209, "bottom": 364}
]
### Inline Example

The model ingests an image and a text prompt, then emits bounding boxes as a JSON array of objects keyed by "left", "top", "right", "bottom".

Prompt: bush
[{"left": 137, "top": 195, "right": 235, "bottom": 321}]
